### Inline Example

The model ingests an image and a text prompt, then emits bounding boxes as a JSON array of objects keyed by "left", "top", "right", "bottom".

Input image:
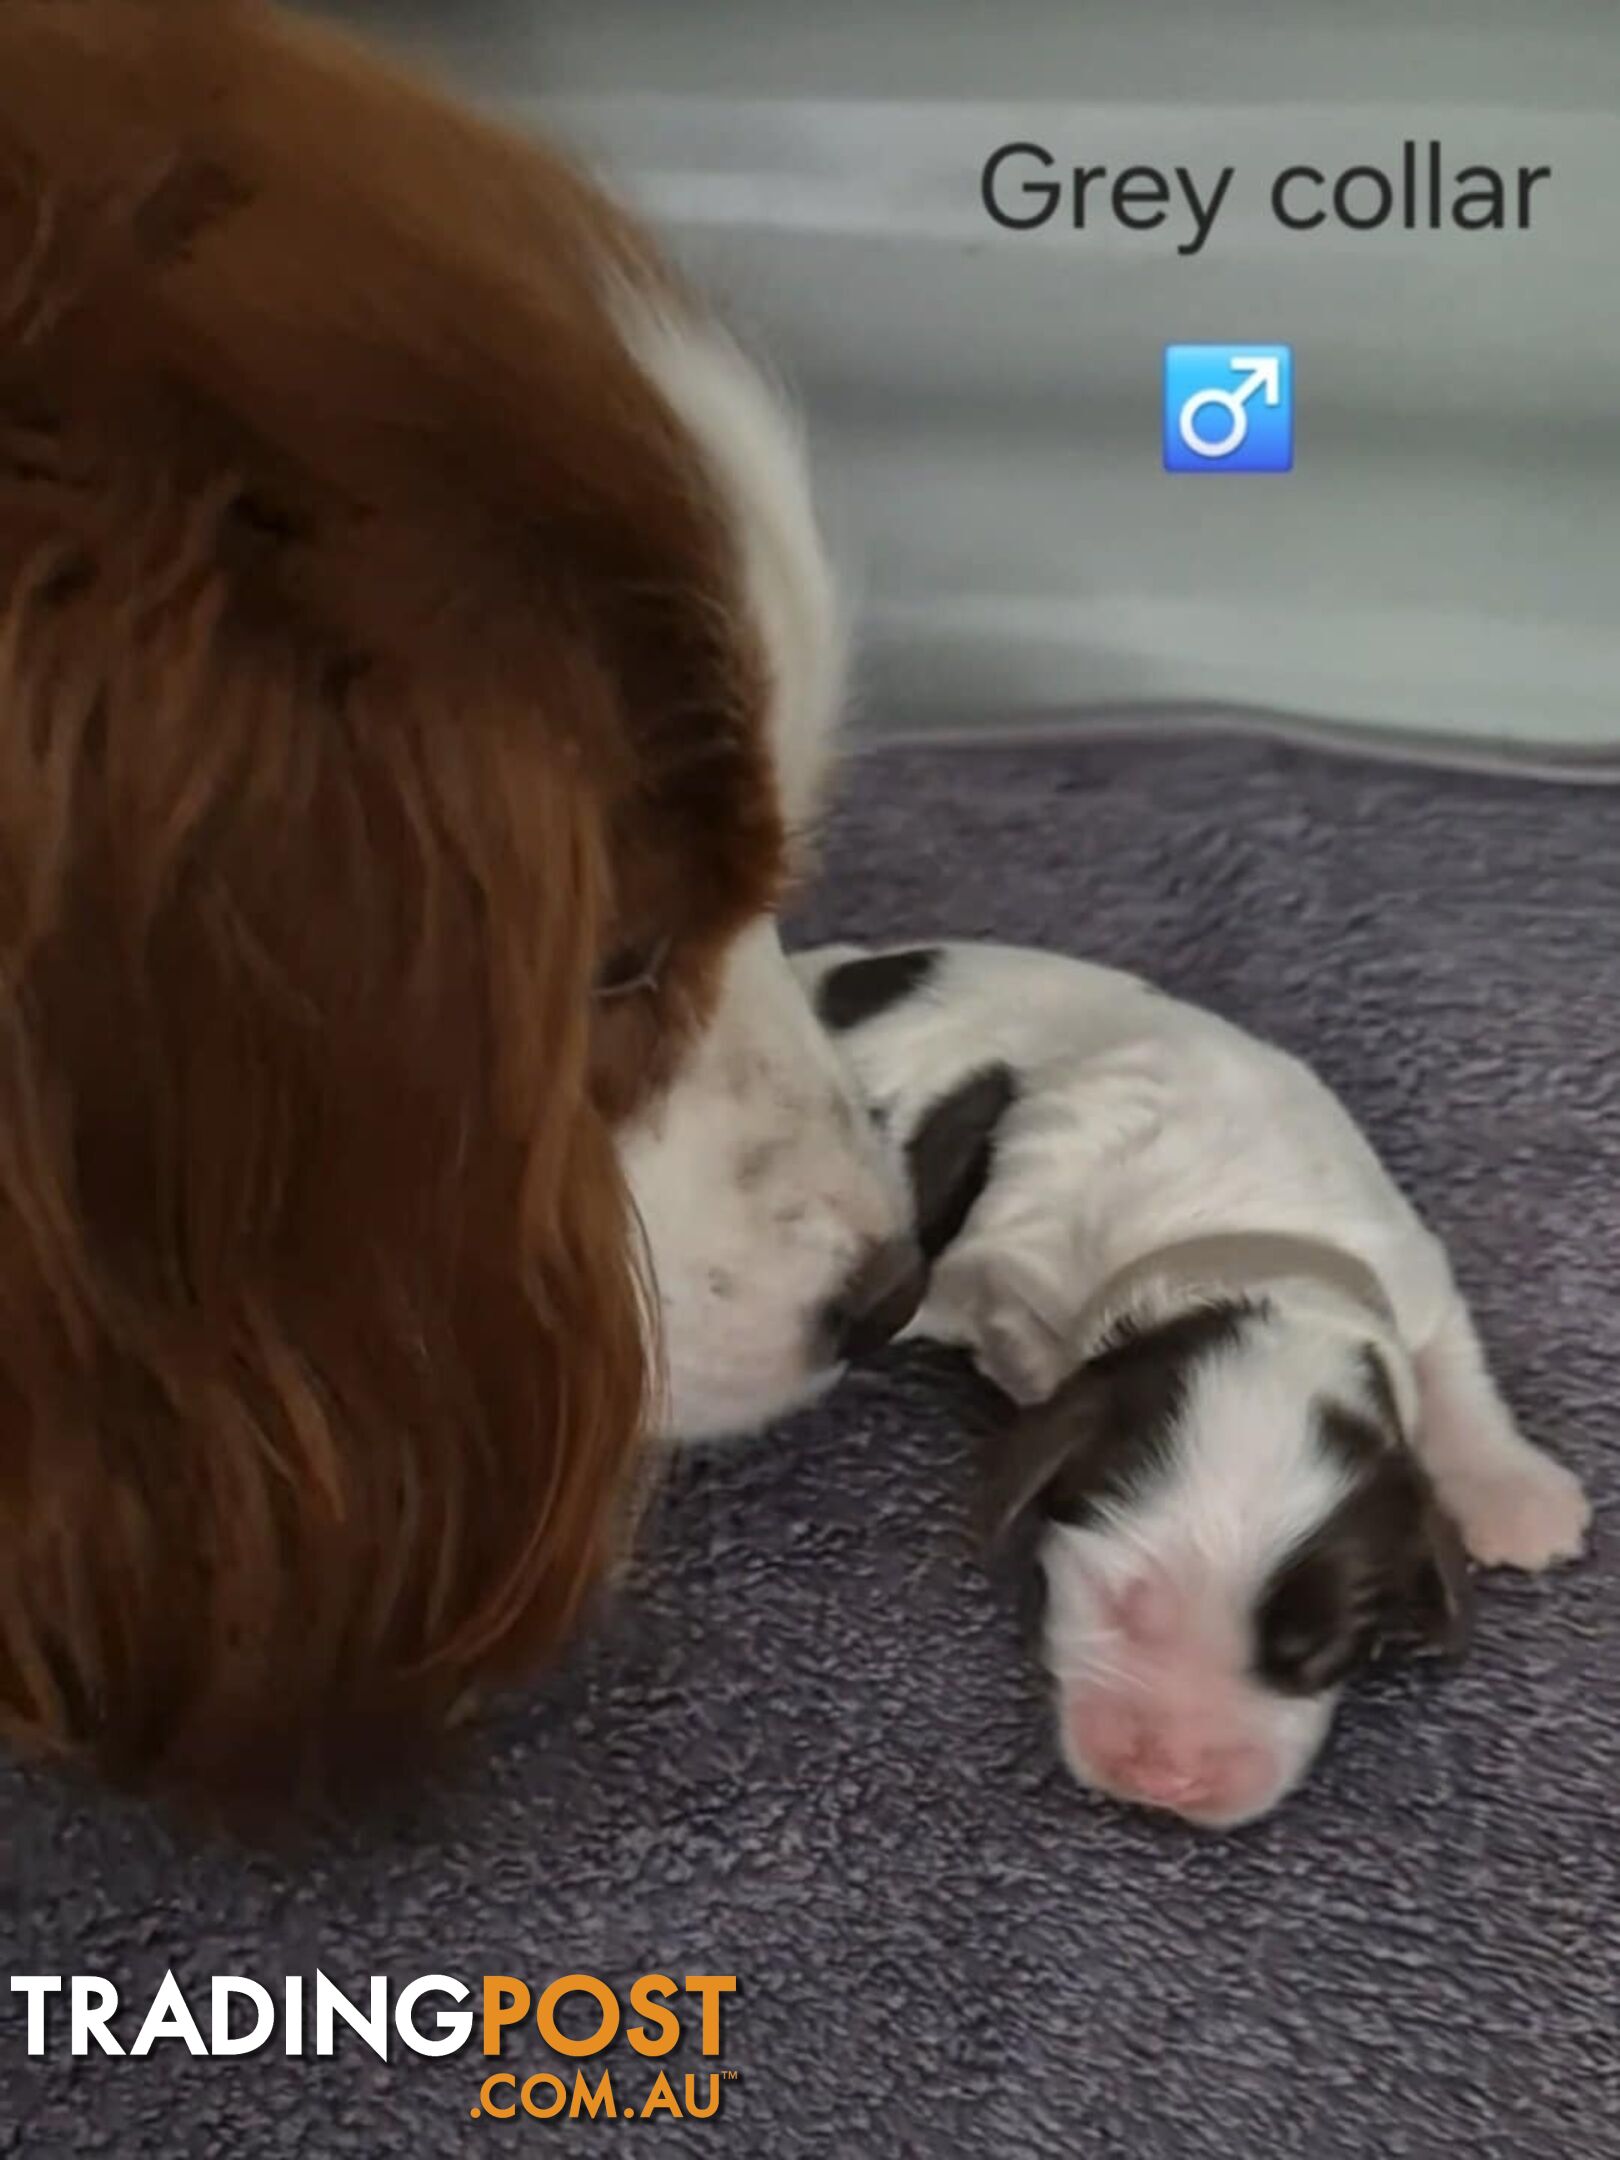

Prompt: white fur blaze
[{"left": 615, "top": 300, "right": 845, "bottom": 831}]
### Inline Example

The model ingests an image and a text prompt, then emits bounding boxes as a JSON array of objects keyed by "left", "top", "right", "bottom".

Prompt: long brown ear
[
  {"left": 0, "top": 0, "right": 795, "bottom": 1823},
  {"left": 0, "top": 565, "right": 650, "bottom": 1820}
]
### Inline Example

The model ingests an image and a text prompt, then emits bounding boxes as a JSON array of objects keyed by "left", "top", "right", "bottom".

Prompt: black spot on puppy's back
[
  {"left": 905, "top": 1063, "right": 1017, "bottom": 1261},
  {"left": 815, "top": 946, "right": 941, "bottom": 1032}
]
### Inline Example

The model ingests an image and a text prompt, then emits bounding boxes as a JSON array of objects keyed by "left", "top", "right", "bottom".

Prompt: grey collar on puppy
[{"left": 1072, "top": 1230, "right": 1396, "bottom": 1361}]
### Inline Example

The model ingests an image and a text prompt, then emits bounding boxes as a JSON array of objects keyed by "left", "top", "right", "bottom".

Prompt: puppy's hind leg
[{"left": 1411, "top": 1293, "right": 1591, "bottom": 1571}]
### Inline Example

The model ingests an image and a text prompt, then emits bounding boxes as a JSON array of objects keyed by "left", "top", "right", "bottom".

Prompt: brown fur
[{"left": 0, "top": 0, "right": 785, "bottom": 1816}]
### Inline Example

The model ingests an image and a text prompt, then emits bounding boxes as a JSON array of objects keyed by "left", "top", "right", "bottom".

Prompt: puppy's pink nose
[
  {"left": 1127, "top": 1754, "right": 1210, "bottom": 1807},
  {"left": 1071, "top": 1700, "right": 1275, "bottom": 1822},
  {"left": 1115, "top": 1732, "right": 1211, "bottom": 1808}
]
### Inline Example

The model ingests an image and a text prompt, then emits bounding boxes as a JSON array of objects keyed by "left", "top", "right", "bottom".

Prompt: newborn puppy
[{"left": 797, "top": 941, "right": 1592, "bottom": 1829}]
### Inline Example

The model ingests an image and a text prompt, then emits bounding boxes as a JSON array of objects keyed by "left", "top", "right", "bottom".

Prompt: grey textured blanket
[{"left": 3, "top": 733, "right": 1616, "bottom": 2159}]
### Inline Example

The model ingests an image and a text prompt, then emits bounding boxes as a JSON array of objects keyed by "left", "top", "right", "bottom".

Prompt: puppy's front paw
[
  {"left": 974, "top": 1309, "right": 1070, "bottom": 1407},
  {"left": 1444, "top": 1452, "right": 1592, "bottom": 1572},
  {"left": 930, "top": 1246, "right": 1076, "bottom": 1407}
]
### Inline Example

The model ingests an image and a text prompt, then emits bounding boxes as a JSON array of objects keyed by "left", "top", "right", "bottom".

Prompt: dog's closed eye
[{"left": 594, "top": 935, "right": 671, "bottom": 1002}]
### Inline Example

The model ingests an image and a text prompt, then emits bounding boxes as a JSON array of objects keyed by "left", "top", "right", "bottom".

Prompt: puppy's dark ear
[
  {"left": 1401, "top": 1497, "right": 1475, "bottom": 1658},
  {"left": 982, "top": 1301, "right": 1251, "bottom": 1549},
  {"left": 981, "top": 1369, "right": 1111, "bottom": 1548},
  {"left": 1341, "top": 1378, "right": 1474, "bottom": 1663}
]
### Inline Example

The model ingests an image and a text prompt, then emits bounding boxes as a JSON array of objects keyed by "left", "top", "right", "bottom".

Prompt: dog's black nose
[{"left": 825, "top": 1236, "right": 928, "bottom": 1363}]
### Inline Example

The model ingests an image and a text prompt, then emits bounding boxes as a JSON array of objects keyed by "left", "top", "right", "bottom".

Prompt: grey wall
[{"left": 332, "top": 2, "right": 1620, "bottom": 751}]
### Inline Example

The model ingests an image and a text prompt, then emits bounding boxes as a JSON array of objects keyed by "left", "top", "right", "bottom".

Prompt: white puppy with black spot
[{"left": 797, "top": 941, "right": 1592, "bottom": 1829}]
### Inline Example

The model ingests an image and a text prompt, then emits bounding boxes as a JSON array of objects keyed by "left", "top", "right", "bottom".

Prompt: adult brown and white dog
[{"left": 0, "top": 1, "right": 914, "bottom": 1814}]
